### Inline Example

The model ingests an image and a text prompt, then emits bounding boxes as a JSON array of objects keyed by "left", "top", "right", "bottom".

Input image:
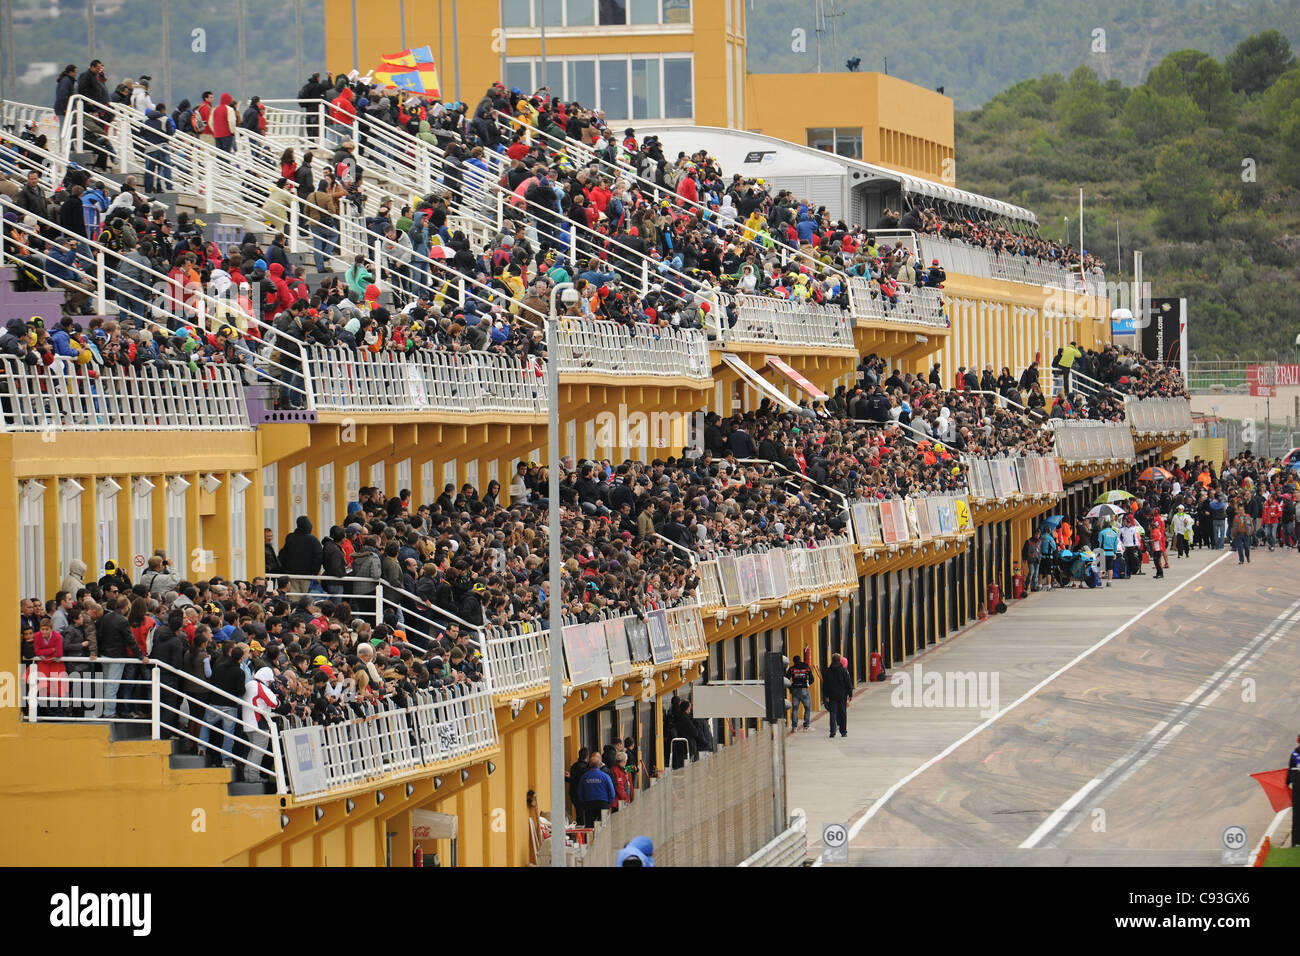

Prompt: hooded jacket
[
  {"left": 278, "top": 516, "right": 323, "bottom": 576},
  {"left": 60, "top": 559, "right": 87, "bottom": 596},
  {"left": 210, "top": 93, "right": 236, "bottom": 138}
]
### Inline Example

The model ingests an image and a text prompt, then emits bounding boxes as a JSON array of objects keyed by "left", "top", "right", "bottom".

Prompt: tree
[
  {"left": 1225, "top": 30, "right": 1295, "bottom": 95},
  {"left": 1147, "top": 135, "right": 1217, "bottom": 240},
  {"left": 1120, "top": 87, "right": 1203, "bottom": 145},
  {"left": 1060, "top": 66, "right": 1109, "bottom": 136}
]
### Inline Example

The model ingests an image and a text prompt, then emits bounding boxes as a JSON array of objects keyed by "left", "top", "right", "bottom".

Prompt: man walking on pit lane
[
  {"left": 786, "top": 655, "right": 813, "bottom": 732},
  {"left": 823, "top": 653, "right": 852, "bottom": 738}
]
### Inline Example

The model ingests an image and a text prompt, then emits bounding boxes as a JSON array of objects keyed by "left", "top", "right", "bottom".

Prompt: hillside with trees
[{"left": 954, "top": 31, "right": 1300, "bottom": 360}]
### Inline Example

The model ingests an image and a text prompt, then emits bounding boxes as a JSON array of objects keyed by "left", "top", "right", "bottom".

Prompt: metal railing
[
  {"left": 696, "top": 536, "right": 857, "bottom": 611},
  {"left": 275, "top": 681, "right": 498, "bottom": 800},
  {"left": 1049, "top": 419, "right": 1136, "bottom": 463},
  {"left": 0, "top": 353, "right": 250, "bottom": 431},
  {"left": 717, "top": 293, "right": 855, "bottom": 350},
  {"left": 22, "top": 655, "right": 285, "bottom": 792},
  {"left": 306, "top": 344, "right": 547, "bottom": 414},
  {"left": 915, "top": 233, "right": 1106, "bottom": 296},
  {"left": 1125, "top": 396, "right": 1194, "bottom": 436},
  {"left": 964, "top": 453, "right": 1063, "bottom": 500},
  {"left": 847, "top": 278, "right": 947, "bottom": 328},
  {"left": 554, "top": 320, "right": 709, "bottom": 379},
  {"left": 1050, "top": 367, "right": 1122, "bottom": 403}
]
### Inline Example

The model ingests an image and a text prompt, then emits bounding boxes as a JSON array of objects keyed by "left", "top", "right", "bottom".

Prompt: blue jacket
[{"left": 577, "top": 766, "right": 615, "bottom": 804}]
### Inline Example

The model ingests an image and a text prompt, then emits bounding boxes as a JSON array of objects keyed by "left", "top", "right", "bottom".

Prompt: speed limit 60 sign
[{"left": 823, "top": 823, "right": 848, "bottom": 864}]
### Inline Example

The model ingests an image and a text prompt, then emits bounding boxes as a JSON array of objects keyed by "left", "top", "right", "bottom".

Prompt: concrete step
[
  {"left": 168, "top": 753, "right": 208, "bottom": 770},
  {"left": 227, "top": 779, "right": 275, "bottom": 797},
  {"left": 108, "top": 720, "right": 151, "bottom": 741}
]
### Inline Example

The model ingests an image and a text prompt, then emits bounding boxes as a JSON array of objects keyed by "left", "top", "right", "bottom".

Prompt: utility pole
[
  {"left": 295, "top": 0, "right": 304, "bottom": 88},
  {"left": 452, "top": 0, "right": 461, "bottom": 104},
  {"left": 161, "top": 0, "right": 172, "bottom": 108},
  {"left": 499, "top": 0, "right": 506, "bottom": 88},
  {"left": 237, "top": 0, "right": 248, "bottom": 103},
  {"left": 539, "top": 0, "right": 547, "bottom": 91},
  {"left": 547, "top": 285, "right": 570, "bottom": 869}
]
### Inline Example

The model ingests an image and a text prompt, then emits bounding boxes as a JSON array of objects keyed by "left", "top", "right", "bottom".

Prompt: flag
[
  {"left": 1251, "top": 770, "right": 1292, "bottom": 813},
  {"left": 382, "top": 45, "right": 435, "bottom": 68},
  {"left": 372, "top": 61, "right": 441, "bottom": 98}
]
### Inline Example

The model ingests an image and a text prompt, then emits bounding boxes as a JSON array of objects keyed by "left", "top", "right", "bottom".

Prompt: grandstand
[{"left": 0, "top": 52, "right": 1193, "bottom": 867}]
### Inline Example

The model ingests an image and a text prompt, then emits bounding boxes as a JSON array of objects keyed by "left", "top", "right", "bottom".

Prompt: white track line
[
  {"left": 1021, "top": 597, "right": 1300, "bottom": 848},
  {"left": 813, "top": 552, "right": 1231, "bottom": 865}
]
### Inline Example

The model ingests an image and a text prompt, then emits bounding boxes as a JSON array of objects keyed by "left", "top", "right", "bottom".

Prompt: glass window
[
  {"left": 807, "top": 127, "right": 834, "bottom": 152},
  {"left": 540, "top": 0, "right": 563, "bottom": 26},
  {"left": 599, "top": 58, "right": 629, "bottom": 120},
  {"left": 542, "top": 60, "right": 565, "bottom": 97},
  {"left": 566, "top": 0, "right": 595, "bottom": 25},
  {"left": 599, "top": 0, "right": 627, "bottom": 25},
  {"left": 834, "top": 127, "right": 863, "bottom": 159},
  {"left": 567, "top": 59, "right": 596, "bottom": 109},
  {"left": 503, "top": 0, "right": 532, "bottom": 27},
  {"left": 631, "top": 58, "right": 660, "bottom": 119},
  {"left": 505, "top": 60, "right": 533, "bottom": 96},
  {"left": 630, "top": 0, "right": 660, "bottom": 23},
  {"left": 663, "top": 0, "right": 691, "bottom": 24},
  {"left": 663, "top": 57, "right": 692, "bottom": 118}
]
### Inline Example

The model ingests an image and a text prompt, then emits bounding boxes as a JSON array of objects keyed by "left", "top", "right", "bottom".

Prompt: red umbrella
[
  {"left": 1251, "top": 769, "right": 1292, "bottom": 812},
  {"left": 1138, "top": 466, "right": 1173, "bottom": 482}
]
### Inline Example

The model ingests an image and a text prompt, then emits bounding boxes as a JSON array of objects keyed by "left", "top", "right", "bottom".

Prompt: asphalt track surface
[{"left": 784, "top": 544, "right": 1300, "bottom": 866}]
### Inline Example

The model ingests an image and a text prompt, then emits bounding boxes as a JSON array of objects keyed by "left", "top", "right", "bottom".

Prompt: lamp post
[{"left": 547, "top": 282, "right": 573, "bottom": 867}]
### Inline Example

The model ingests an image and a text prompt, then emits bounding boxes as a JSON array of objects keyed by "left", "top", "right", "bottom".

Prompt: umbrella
[
  {"left": 1138, "top": 467, "right": 1172, "bottom": 482},
  {"left": 1094, "top": 489, "right": 1135, "bottom": 504},
  {"left": 1086, "top": 503, "right": 1124, "bottom": 519},
  {"left": 1042, "top": 515, "right": 1064, "bottom": 529}
]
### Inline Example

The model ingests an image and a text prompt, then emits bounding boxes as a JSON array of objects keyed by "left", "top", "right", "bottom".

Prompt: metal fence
[
  {"left": 572, "top": 728, "right": 777, "bottom": 867},
  {"left": 696, "top": 536, "right": 857, "bottom": 611},
  {"left": 1125, "top": 396, "right": 1194, "bottom": 435},
  {"left": 915, "top": 233, "right": 1106, "bottom": 297},
  {"left": 554, "top": 321, "right": 710, "bottom": 379},
  {"left": 306, "top": 346, "right": 547, "bottom": 415},
  {"left": 276, "top": 681, "right": 498, "bottom": 800},
  {"left": 848, "top": 279, "right": 948, "bottom": 328},
  {"left": 1049, "top": 420, "right": 1136, "bottom": 462},
  {"left": 738, "top": 812, "right": 808, "bottom": 867},
  {"left": 717, "top": 294, "right": 855, "bottom": 350},
  {"left": 0, "top": 354, "right": 250, "bottom": 431}
]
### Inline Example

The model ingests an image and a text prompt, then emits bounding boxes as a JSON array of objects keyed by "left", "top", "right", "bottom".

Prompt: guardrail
[
  {"left": 738, "top": 812, "right": 807, "bottom": 867},
  {"left": 306, "top": 345, "right": 547, "bottom": 415},
  {"left": 696, "top": 536, "right": 857, "bottom": 611},
  {"left": 847, "top": 494, "right": 975, "bottom": 548},
  {"left": 964, "top": 454, "right": 1064, "bottom": 500},
  {"left": 275, "top": 681, "right": 498, "bottom": 800},
  {"left": 915, "top": 233, "right": 1106, "bottom": 297},
  {"left": 1049, "top": 419, "right": 1136, "bottom": 463},
  {"left": 0, "top": 353, "right": 251, "bottom": 431},
  {"left": 554, "top": 320, "right": 710, "bottom": 379},
  {"left": 1125, "top": 396, "right": 1194, "bottom": 436},
  {"left": 718, "top": 293, "right": 855, "bottom": 350},
  {"left": 847, "top": 279, "right": 948, "bottom": 328}
]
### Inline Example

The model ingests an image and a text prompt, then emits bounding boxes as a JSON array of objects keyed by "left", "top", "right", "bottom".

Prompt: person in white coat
[{"left": 241, "top": 665, "right": 279, "bottom": 783}]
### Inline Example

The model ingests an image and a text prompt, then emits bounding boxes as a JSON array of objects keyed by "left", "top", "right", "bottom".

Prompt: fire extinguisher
[
  {"left": 987, "top": 580, "right": 1002, "bottom": 616},
  {"left": 413, "top": 845, "right": 424, "bottom": 868},
  {"left": 1012, "top": 563, "right": 1025, "bottom": 600}
]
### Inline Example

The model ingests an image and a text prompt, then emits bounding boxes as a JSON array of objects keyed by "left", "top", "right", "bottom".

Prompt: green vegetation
[
  {"left": 1263, "top": 845, "right": 1300, "bottom": 865},
  {"left": 955, "top": 32, "right": 1300, "bottom": 359},
  {"left": 747, "top": 0, "right": 1300, "bottom": 110}
]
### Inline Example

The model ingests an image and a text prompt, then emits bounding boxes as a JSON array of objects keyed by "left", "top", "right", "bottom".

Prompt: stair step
[
  {"left": 168, "top": 753, "right": 209, "bottom": 770},
  {"left": 108, "top": 720, "right": 151, "bottom": 741},
  {"left": 227, "top": 780, "right": 274, "bottom": 797}
]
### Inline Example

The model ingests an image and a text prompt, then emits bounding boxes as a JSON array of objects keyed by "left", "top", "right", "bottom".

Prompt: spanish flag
[
  {"left": 372, "top": 61, "right": 441, "bottom": 98},
  {"left": 382, "top": 45, "right": 435, "bottom": 68}
]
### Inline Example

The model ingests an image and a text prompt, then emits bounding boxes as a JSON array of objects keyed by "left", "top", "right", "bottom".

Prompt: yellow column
[
  {"left": 211, "top": 472, "right": 232, "bottom": 579},
  {"left": 0, "top": 443, "right": 21, "bottom": 734}
]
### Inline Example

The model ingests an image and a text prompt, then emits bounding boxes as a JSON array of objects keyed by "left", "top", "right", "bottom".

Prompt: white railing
[
  {"left": 848, "top": 494, "right": 975, "bottom": 547},
  {"left": 697, "top": 536, "right": 857, "bottom": 610},
  {"left": 1125, "top": 396, "right": 1194, "bottom": 435},
  {"left": 276, "top": 681, "right": 498, "bottom": 800},
  {"left": 1049, "top": 419, "right": 1136, "bottom": 463},
  {"left": 915, "top": 233, "right": 1106, "bottom": 296},
  {"left": 848, "top": 278, "right": 947, "bottom": 328},
  {"left": 22, "top": 655, "right": 285, "bottom": 793},
  {"left": 2, "top": 98, "right": 55, "bottom": 133},
  {"left": 0, "top": 123, "right": 68, "bottom": 190},
  {"left": 718, "top": 293, "right": 855, "bottom": 350},
  {"left": 306, "top": 344, "right": 547, "bottom": 415},
  {"left": 0, "top": 354, "right": 250, "bottom": 431},
  {"left": 483, "top": 622, "right": 551, "bottom": 696},
  {"left": 964, "top": 454, "right": 1064, "bottom": 501},
  {"left": 555, "top": 320, "right": 710, "bottom": 379},
  {"left": 1050, "top": 367, "right": 1120, "bottom": 402}
]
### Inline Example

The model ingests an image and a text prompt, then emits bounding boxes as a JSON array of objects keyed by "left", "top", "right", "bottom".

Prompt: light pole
[{"left": 547, "top": 282, "right": 572, "bottom": 867}]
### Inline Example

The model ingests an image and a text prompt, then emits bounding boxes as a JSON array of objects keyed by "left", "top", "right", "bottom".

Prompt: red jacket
[
  {"left": 611, "top": 765, "right": 631, "bottom": 807},
  {"left": 211, "top": 93, "right": 237, "bottom": 138},
  {"left": 329, "top": 88, "right": 356, "bottom": 126}
]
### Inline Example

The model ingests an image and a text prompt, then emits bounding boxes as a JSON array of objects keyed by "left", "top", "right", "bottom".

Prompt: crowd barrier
[
  {"left": 1126, "top": 396, "right": 1193, "bottom": 435},
  {"left": 306, "top": 345, "right": 546, "bottom": 415},
  {"left": 483, "top": 603, "right": 707, "bottom": 695},
  {"left": 916, "top": 233, "right": 1106, "bottom": 296},
  {"left": 555, "top": 320, "right": 710, "bottom": 379},
  {"left": 1049, "top": 420, "right": 1136, "bottom": 462},
  {"left": 847, "top": 279, "right": 948, "bottom": 328},
  {"left": 695, "top": 536, "right": 857, "bottom": 611},
  {"left": 275, "top": 681, "right": 498, "bottom": 799},
  {"left": 964, "top": 454, "right": 1064, "bottom": 500},
  {"left": 0, "top": 354, "right": 250, "bottom": 431},
  {"left": 717, "top": 294, "right": 854, "bottom": 350},
  {"left": 848, "top": 494, "right": 975, "bottom": 549}
]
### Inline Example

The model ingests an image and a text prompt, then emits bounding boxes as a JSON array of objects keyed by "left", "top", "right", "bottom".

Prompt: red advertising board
[{"left": 1247, "top": 364, "right": 1299, "bottom": 396}]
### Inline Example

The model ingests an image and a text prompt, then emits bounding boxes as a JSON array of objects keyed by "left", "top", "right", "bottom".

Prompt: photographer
[{"left": 139, "top": 553, "right": 181, "bottom": 596}]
